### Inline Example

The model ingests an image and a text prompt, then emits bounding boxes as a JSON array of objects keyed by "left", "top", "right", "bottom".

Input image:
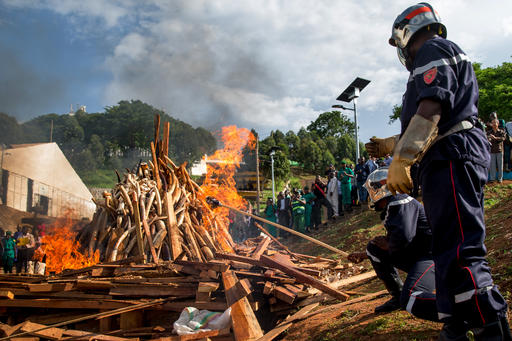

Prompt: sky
[{"left": 1, "top": 0, "right": 512, "bottom": 143}]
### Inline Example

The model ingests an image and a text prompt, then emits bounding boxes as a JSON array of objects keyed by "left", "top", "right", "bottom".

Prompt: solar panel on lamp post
[{"left": 333, "top": 77, "right": 371, "bottom": 162}]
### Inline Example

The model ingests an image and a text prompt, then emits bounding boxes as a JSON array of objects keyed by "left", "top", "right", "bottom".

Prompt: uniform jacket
[{"left": 384, "top": 194, "right": 432, "bottom": 269}]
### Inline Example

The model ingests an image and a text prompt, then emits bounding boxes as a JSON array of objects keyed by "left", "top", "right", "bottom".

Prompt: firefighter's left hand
[{"left": 387, "top": 159, "right": 413, "bottom": 194}]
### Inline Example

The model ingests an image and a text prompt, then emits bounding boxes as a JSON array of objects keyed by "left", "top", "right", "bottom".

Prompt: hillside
[{"left": 277, "top": 181, "right": 512, "bottom": 341}]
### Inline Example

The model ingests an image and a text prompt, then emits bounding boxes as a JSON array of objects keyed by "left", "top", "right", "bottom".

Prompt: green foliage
[
  {"left": 474, "top": 62, "right": 512, "bottom": 122},
  {"left": 0, "top": 100, "right": 217, "bottom": 187},
  {"left": 307, "top": 111, "right": 355, "bottom": 138},
  {"left": 389, "top": 104, "right": 402, "bottom": 124}
]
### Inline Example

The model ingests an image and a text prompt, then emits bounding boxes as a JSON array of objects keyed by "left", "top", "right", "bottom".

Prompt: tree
[
  {"left": 307, "top": 111, "right": 355, "bottom": 138},
  {"left": 388, "top": 104, "right": 402, "bottom": 124},
  {"left": 299, "top": 138, "right": 323, "bottom": 172},
  {"left": 89, "top": 134, "right": 105, "bottom": 165},
  {"left": 474, "top": 62, "right": 512, "bottom": 122},
  {"left": 285, "top": 130, "right": 300, "bottom": 161},
  {"left": 0, "top": 113, "right": 22, "bottom": 145}
]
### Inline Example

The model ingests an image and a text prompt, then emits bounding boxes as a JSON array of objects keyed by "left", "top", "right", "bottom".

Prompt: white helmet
[
  {"left": 389, "top": 3, "right": 446, "bottom": 69},
  {"left": 364, "top": 168, "right": 392, "bottom": 204}
]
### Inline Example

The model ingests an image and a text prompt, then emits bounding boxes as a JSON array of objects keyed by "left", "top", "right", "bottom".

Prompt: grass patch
[{"left": 80, "top": 168, "right": 118, "bottom": 188}]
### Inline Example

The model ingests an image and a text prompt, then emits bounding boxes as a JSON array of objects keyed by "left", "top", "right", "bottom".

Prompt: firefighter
[
  {"left": 366, "top": 3, "right": 511, "bottom": 339},
  {"left": 348, "top": 168, "right": 437, "bottom": 322}
]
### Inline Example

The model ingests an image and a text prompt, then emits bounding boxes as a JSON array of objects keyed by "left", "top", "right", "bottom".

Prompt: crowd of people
[
  {"left": 0, "top": 224, "right": 42, "bottom": 274},
  {"left": 484, "top": 112, "right": 512, "bottom": 183},
  {"left": 262, "top": 155, "right": 391, "bottom": 237}
]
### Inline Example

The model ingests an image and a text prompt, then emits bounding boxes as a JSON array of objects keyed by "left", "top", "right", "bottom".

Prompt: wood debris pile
[
  {"left": 0, "top": 116, "right": 381, "bottom": 340},
  {"left": 0, "top": 234, "right": 376, "bottom": 341}
]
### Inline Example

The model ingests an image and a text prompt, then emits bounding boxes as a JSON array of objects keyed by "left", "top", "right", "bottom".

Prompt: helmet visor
[{"left": 396, "top": 47, "right": 407, "bottom": 67}]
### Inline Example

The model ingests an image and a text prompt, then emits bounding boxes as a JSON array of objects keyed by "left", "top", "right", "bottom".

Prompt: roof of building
[{"left": 2, "top": 142, "right": 92, "bottom": 201}]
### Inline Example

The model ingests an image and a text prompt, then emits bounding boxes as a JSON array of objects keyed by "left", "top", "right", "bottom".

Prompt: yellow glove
[
  {"left": 387, "top": 159, "right": 413, "bottom": 194},
  {"left": 387, "top": 114, "right": 438, "bottom": 194},
  {"left": 365, "top": 135, "right": 399, "bottom": 158}
]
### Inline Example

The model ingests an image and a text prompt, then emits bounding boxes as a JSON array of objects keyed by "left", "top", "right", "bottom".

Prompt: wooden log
[
  {"left": 221, "top": 271, "right": 263, "bottom": 341},
  {"left": 164, "top": 191, "right": 182, "bottom": 260},
  {"left": 259, "top": 255, "right": 349, "bottom": 301}
]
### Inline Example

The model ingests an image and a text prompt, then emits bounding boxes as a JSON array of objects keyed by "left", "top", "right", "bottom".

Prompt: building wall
[{"left": 3, "top": 170, "right": 95, "bottom": 219}]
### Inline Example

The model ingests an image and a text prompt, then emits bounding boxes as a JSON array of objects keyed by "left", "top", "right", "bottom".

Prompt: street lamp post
[
  {"left": 334, "top": 77, "right": 371, "bottom": 162},
  {"left": 270, "top": 150, "right": 276, "bottom": 203}
]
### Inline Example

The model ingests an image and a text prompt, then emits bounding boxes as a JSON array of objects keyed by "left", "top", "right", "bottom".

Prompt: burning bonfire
[{"left": 40, "top": 117, "right": 255, "bottom": 273}]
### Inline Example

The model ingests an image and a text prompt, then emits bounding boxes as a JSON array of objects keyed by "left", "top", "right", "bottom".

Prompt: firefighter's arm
[
  {"left": 387, "top": 99, "right": 441, "bottom": 194},
  {"left": 365, "top": 135, "right": 400, "bottom": 158}
]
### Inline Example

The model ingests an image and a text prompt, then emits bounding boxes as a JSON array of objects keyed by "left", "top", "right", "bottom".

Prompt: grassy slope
[{"left": 280, "top": 181, "right": 512, "bottom": 341}]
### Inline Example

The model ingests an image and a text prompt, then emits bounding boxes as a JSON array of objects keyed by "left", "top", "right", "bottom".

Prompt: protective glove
[
  {"left": 347, "top": 252, "right": 367, "bottom": 264},
  {"left": 387, "top": 114, "right": 438, "bottom": 194},
  {"left": 370, "top": 235, "right": 389, "bottom": 251},
  {"left": 365, "top": 135, "right": 399, "bottom": 158},
  {"left": 387, "top": 159, "right": 413, "bottom": 194}
]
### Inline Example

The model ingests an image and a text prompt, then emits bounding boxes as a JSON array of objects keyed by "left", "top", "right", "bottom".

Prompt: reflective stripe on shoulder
[
  {"left": 406, "top": 291, "right": 422, "bottom": 313},
  {"left": 413, "top": 53, "right": 470, "bottom": 77},
  {"left": 388, "top": 195, "right": 413, "bottom": 207}
]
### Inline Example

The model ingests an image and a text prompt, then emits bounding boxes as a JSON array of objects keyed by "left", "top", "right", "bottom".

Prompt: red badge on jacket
[{"left": 423, "top": 67, "right": 437, "bottom": 85}]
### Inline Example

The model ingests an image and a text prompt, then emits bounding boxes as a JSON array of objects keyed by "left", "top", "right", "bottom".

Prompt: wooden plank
[
  {"left": 149, "top": 328, "right": 230, "bottom": 341},
  {"left": 251, "top": 237, "right": 271, "bottom": 260},
  {"left": 165, "top": 191, "right": 182, "bottom": 260},
  {"left": 20, "top": 321, "right": 63, "bottom": 340},
  {"left": 91, "top": 267, "right": 115, "bottom": 277},
  {"left": 99, "top": 310, "right": 113, "bottom": 333},
  {"left": 175, "top": 260, "right": 229, "bottom": 273},
  {"left": 263, "top": 282, "right": 274, "bottom": 295},
  {"left": 272, "top": 286, "right": 296, "bottom": 304},
  {"left": 160, "top": 300, "right": 227, "bottom": 312},
  {"left": 62, "top": 329, "right": 132, "bottom": 341},
  {"left": 28, "top": 283, "right": 75, "bottom": 293},
  {"left": 0, "top": 299, "right": 133, "bottom": 310},
  {"left": 255, "top": 303, "right": 319, "bottom": 341},
  {"left": 259, "top": 255, "right": 349, "bottom": 301},
  {"left": 197, "top": 282, "right": 220, "bottom": 293},
  {"left": 221, "top": 271, "right": 263, "bottom": 341},
  {"left": 224, "top": 278, "right": 252, "bottom": 306},
  {"left": 76, "top": 280, "right": 114, "bottom": 290},
  {"left": 109, "top": 285, "right": 196, "bottom": 297}
]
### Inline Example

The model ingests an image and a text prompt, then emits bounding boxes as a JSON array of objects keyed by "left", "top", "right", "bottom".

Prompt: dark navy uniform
[
  {"left": 400, "top": 36, "right": 508, "bottom": 325},
  {"left": 366, "top": 193, "right": 438, "bottom": 321}
]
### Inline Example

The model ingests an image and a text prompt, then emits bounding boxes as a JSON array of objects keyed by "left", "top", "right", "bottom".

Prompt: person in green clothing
[
  {"left": 2, "top": 231, "right": 16, "bottom": 274},
  {"left": 291, "top": 191, "right": 306, "bottom": 233},
  {"left": 338, "top": 161, "right": 354, "bottom": 212},
  {"left": 263, "top": 197, "right": 278, "bottom": 237},
  {"left": 302, "top": 185, "right": 316, "bottom": 233}
]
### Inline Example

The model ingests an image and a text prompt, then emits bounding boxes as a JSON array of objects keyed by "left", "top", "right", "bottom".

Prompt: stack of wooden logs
[
  {"left": 79, "top": 115, "right": 234, "bottom": 264},
  {"left": 0, "top": 234, "right": 378, "bottom": 341}
]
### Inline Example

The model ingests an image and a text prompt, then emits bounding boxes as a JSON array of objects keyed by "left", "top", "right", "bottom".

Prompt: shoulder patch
[{"left": 423, "top": 67, "right": 437, "bottom": 85}]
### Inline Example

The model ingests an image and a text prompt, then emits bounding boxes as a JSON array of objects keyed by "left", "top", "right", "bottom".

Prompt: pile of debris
[
  {"left": 0, "top": 117, "right": 381, "bottom": 340},
  {"left": 0, "top": 234, "right": 378, "bottom": 340}
]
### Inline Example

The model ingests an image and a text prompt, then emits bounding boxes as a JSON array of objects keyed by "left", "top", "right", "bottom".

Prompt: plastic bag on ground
[{"left": 173, "top": 307, "right": 231, "bottom": 335}]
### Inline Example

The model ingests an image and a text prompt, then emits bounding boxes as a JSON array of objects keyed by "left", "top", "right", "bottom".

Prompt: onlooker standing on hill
[
  {"left": 327, "top": 172, "right": 339, "bottom": 218},
  {"left": 302, "top": 186, "right": 316, "bottom": 233},
  {"left": 2, "top": 231, "right": 16, "bottom": 274},
  {"left": 488, "top": 118, "right": 506, "bottom": 183},
  {"left": 291, "top": 191, "right": 306, "bottom": 233},
  {"left": 504, "top": 121, "right": 512, "bottom": 172},
  {"left": 355, "top": 157, "right": 369, "bottom": 204},
  {"left": 312, "top": 175, "right": 332, "bottom": 228},
  {"left": 264, "top": 198, "right": 278, "bottom": 237},
  {"left": 338, "top": 162, "right": 354, "bottom": 212},
  {"left": 276, "top": 192, "right": 292, "bottom": 229}
]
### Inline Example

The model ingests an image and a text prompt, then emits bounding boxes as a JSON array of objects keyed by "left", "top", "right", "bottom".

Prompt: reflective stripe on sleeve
[
  {"left": 412, "top": 53, "right": 470, "bottom": 77},
  {"left": 438, "top": 312, "right": 452, "bottom": 320}
]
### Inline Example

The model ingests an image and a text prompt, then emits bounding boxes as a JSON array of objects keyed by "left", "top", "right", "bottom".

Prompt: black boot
[
  {"left": 438, "top": 320, "right": 470, "bottom": 341},
  {"left": 375, "top": 295, "right": 401, "bottom": 313},
  {"left": 467, "top": 316, "right": 512, "bottom": 341}
]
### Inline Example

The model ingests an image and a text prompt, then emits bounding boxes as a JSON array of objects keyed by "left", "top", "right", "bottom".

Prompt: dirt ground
[{"left": 278, "top": 181, "right": 512, "bottom": 341}]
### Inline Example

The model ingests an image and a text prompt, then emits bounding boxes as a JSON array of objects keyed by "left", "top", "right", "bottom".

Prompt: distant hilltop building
[{"left": 0, "top": 143, "right": 95, "bottom": 219}]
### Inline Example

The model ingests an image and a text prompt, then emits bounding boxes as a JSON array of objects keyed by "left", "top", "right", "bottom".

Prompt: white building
[{"left": 1, "top": 143, "right": 95, "bottom": 219}]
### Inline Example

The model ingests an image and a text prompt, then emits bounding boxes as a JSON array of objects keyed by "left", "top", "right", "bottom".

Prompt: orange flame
[
  {"left": 34, "top": 215, "right": 99, "bottom": 274},
  {"left": 200, "top": 126, "right": 255, "bottom": 235}
]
